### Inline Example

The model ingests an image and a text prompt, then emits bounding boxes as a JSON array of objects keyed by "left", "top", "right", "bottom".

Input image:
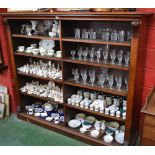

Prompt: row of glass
[
  {"left": 74, "top": 28, "right": 132, "bottom": 42},
  {"left": 70, "top": 46, "right": 130, "bottom": 66}
]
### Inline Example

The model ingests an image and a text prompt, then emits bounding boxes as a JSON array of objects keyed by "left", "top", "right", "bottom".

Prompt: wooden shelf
[
  {"left": 12, "top": 34, "right": 60, "bottom": 40},
  {"left": 65, "top": 104, "right": 125, "bottom": 123},
  {"left": 17, "top": 72, "right": 62, "bottom": 83},
  {"left": 63, "top": 58, "right": 129, "bottom": 71},
  {"left": 17, "top": 112, "right": 121, "bottom": 146},
  {"left": 64, "top": 79, "right": 127, "bottom": 97},
  {"left": 62, "top": 38, "right": 131, "bottom": 46},
  {"left": 19, "top": 91, "right": 63, "bottom": 105},
  {"left": 14, "top": 52, "right": 62, "bottom": 61}
]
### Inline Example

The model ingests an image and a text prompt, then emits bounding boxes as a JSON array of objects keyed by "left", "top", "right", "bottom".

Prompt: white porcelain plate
[{"left": 68, "top": 119, "right": 81, "bottom": 128}]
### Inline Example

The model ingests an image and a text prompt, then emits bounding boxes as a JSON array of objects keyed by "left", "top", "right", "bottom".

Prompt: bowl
[
  {"left": 85, "top": 116, "right": 96, "bottom": 124},
  {"left": 90, "top": 130, "right": 100, "bottom": 138},
  {"left": 103, "top": 134, "right": 113, "bottom": 143},
  {"left": 40, "top": 112, "right": 48, "bottom": 119},
  {"left": 75, "top": 113, "right": 86, "bottom": 121},
  {"left": 119, "top": 125, "right": 125, "bottom": 133},
  {"left": 45, "top": 117, "right": 53, "bottom": 121},
  {"left": 108, "top": 121, "right": 120, "bottom": 131},
  {"left": 34, "top": 112, "right": 41, "bottom": 117},
  {"left": 82, "top": 121, "right": 92, "bottom": 129},
  {"left": 68, "top": 119, "right": 81, "bottom": 128},
  {"left": 32, "top": 49, "right": 40, "bottom": 55},
  {"left": 17, "top": 46, "right": 25, "bottom": 52}
]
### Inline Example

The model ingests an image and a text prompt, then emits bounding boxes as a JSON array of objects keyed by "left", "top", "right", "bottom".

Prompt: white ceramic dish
[
  {"left": 45, "top": 117, "right": 53, "bottom": 121},
  {"left": 90, "top": 130, "right": 100, "bottom": 138},
  {"left": 103, "top": 134, "right": 113, "bottom": 143},
  {"left": 68, "top": 119, "right": 81, "bottom": 128},
  {"left": 34, "top": 113, "right": 41, "bottom": 117}
]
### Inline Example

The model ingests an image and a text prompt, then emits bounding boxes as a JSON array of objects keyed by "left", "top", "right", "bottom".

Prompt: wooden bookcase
[{"left": 2, "top": 12, "right": 151, "bottom": 146}]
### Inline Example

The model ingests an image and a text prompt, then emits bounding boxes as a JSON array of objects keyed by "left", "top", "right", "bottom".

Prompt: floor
[{"left": 0, "top": 114, "right": 89, "bottom": 146}]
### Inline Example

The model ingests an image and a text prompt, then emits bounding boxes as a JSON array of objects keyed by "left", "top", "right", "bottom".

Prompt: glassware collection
[
  {"left": 68, "top": 112, "right": 125, "bottom": 144},
  {"left": 20, "top": 81, "right": 63, "bottom": 103},
  {"left": 25, "top": 101, "right": 64, "bottom": 124},
  {"left": 17, "top": 59, "right": 62, "bottom": 80},
  {"left": 70, "top": 45, "right": 130, "bottom": 66},
  {"left": 74, "top": 28, "right": 132, "bottom": 42},
  {"left": 71, "top": 68, "right": 128, "bottom": 90},
  {"left": 67, "top": 90, "right": 127, "bottom": 119}
]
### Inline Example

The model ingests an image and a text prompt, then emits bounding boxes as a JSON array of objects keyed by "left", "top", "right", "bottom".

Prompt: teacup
[
  {"left": 25, "top": 47, "right": 33, "bottom": 53},
  {"left": 79, "top": 127, "right": 90, "bottom": 134},
  {"left": 40, "top": 48, "right": 47, "bottom": 56},
  {"left": 47, "top": 49, "right": 55, "bottom": 56},
  {"left": 55, "top": 51, "right": 62, "bottom": 58},
  {"left": 32, "top": 48, "right": 40, "bottom": 55},
  {"left": 30, "top": 44, "right": 37, "bottom": 49},
  {"left": 18, "top": 46, "right": 25, "bottom": 52},
  {"left": 106, "top": 96, "right": 114, "bottom": 106}
]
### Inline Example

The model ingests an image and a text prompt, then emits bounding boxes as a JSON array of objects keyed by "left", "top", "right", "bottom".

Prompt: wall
[
  {"left": 0, "top": 9, "right": 17, "bottom": 112},
  {"left": 135, "top": 9, "right": 155, "bottom": 126}
]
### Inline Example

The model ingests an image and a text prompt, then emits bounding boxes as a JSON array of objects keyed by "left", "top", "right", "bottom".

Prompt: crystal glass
[
  {"left": 82, "top": 29, "right": 88, "bottom": 39},
  {"left": 89, "top": 70, "right": 95, "bottom": 86},
  {"left": 107, "top": 73, "right": 114, "bottom": 89},
  {"left": 102, "top": 28, "right": 110, "bottom": 41},
  {"left": 82, "top": 47, "right": 89, "bottom": 60},
  {"left": 74, "top": 28, "right": 80, "bottom": 39},
  {"left": 117, "top": 50, "right": 124, "bottom": 65},
  {"left": 127, "top": 31, "right": 132, "bottom": 42},
  {"left": 124, "top": 51, "right": 130, "bottom": 66},
  {"left": 72, "top": 68, "right": 78, "bottom": 81},
  {"left": 88, "top": 29, "right": 96, "bottom": 40},
  {"left": 98, "top": 73, "right": 106, "bottom": 87},
  {"left": 75, "top": 72, "right": 80, "bottom": 83},
  {"left": 115, "top": 72, "right": 122, "bottom": 90},
  {"left": 77, "top": 47, "right": 82, "bottom": 60},
  {"left": 110, "top": 49, "right": 116, "bottom": 64},
  {"left": 70, "top": 50, "right": 76, "bottom": 59},
  {"left": 111, "top": 30, "right": 118, "bottom": 42},
  {"left": 124, "top": 76, "right": 128, "bottom": 90},
  {"left": 80, "top": 69, "right": 87, "bottom": 84},
  {"left": 118, "top": 30, "right": 125, "bottom": 42},
  {"left": 95, "top": 48, "right": 102, "bottom": 62},
  {"left": 89, "top": 47, "right": 95, "bottom": 61},
  {"left": 103, "top": 45, "right": 109, "bottom": 63}
]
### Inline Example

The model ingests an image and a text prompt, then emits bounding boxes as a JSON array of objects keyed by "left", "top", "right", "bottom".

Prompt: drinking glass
[
  {"left": 107, "top": 73, "right": 114, "bottom": 89},
  {"left": 89, "top": 47, "right": 95, "bottom": 61},
  {"left": 80, "top": 69, "right": 87, "bottom": 84},
  {"left": 70, "top": 50, "right": 76, "bottom": 59},
  {"left": 72, "top": 68, "right": 78, "bottom": 81},
  {"left": 82, "top": 47, "right": 89, "bottom": 60},
  {"left": 88, "top": 29, "right": 97, "bottom": 40},
  {"left": 124, "top": 76, "right": 128, "bottom": 90},
  {"left": 97, "top": 73, "right": 106, "bottom": 87},
  {"left": 95, "top": 48, "right": 102, "bottom": 62},
  {"left": 118, "top": 30, "right": 125, "bottom": 42},
  {"left": 110, "top": 49, "right": 116, "bottom": 64},
  {"left": 74, "top": 28, "right": 80, "bottom": 39},
  {"left": 117, "top": 50, "right": 124, "bottom": 65},
  {"left": 82, "top": 29, "right": 89, "bottom": 39},
  {"left": 127, "top": 31, "right": 132, "bottom": 42},
  {"left": 77, "top": 47, "right": 83, "bottom": 60},
  {"left": 115, "top": 72, "right": 122, "bottom": 90},
  {"left": 105, "top": 28, "right": 111, "bottom": 41},
  {"left": 124, "top": 51, "right": 130, "bottom": 66},
  {"left": 89, "top": 70, "right": 95, "bottom": 86},
  {"left": 111, "top": 30, "right": 118, "bottom": 42},
  {"left": 75, "top": 72, "right": 80, "bottom": 83},
  {"left": 103, "top": 46, "right": 109, "bottom": 63}
]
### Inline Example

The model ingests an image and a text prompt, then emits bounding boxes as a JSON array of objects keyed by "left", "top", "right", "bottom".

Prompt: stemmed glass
[
  {"left": 72, "top": 68, "right": 79, "bottom": 83},
  {"left": 70, "top": 50, "right": 76, "bottom": 59},
  {"left": 110, "top": 49, "right": 116, "bottom": 64},
  {"left": 107, "top": 72, "right": 114, "bottom": 89},
  {"left": 124, "top": 51, "right": 130, "bottom": 66},
  {"left": 89, "top": 70, "right": 95, "bottom": 86},
  {"left": 117, "top": 50, "right": 124, "bottom": 65},
  {"left": 82, "top": 47, "right": 89, "bottom": 60},
  {"left": 124, "top": 76, "right": 128, "bottom": 90},
  {"left": 80, "top": 69, "right": 87, "bottom": 84},
  {"left": 89, "top": 47, "right": 95, "bottom": 61},
  {"left": 115, "top": 72, "right": 122, "bottom": 90},
  {"left": 97, "top": 73, "right": 106, "bottom": 87},
  {"left": 77, "top": 47, "right": 82, "bottom": 60},
  {"left": 95, "top": 48, "right": 102, "bottom": 62}
]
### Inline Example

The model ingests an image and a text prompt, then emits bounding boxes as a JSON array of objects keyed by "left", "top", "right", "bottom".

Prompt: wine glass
[
  {"left": 97, "top": 73, "right": 106, "bottom": 87},
  {"left": 82, "top": 47, "right": 89, "bottom": 60},
  {"left": 118, "top": 30, "right": 125, "bottom": 42},
  {"left": 72, "top": 68, "right": 78, "bottom": 81},
  {"left": 107, "top": 72, "right": 114, "bottom": 89},
  {"left": 95, "top": 48, "right": 102, "bottom": 62},
  {"left": 124, "top": 51, "right": 130, "bottom": 66},
  {"left": 115, "top": 72, "right": 122, "bottom": 90},
  {"left": 89, "top": 47, "right": 95, "bottom": 61},
  {"left": 110, "top": 49, "right": 116, "bottom": 64},
  {"left": 80, "top": 69, "right": 87, "bottom": 84},
  {"left": 111, "top": 30, "right": 118, "bottom": 42},
  {"left": 89, "top": 70, "right": 95, "bottom": 86},
  {"left": 70, "top": 50, "right": 76, "bottom": 59},
  {"left": 74, "top": 28, "right": 80, "bottom": 39},
  {"left": 77, "top": 47, "right": 83, "bottom": 60},
  {"left": 117, "top": 50, "right": 124, "bottom": 65}
]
